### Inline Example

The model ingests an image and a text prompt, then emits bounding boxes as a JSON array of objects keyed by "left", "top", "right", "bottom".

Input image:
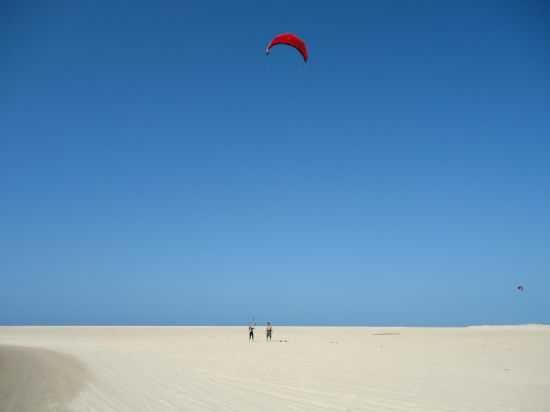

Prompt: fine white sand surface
[{"left": 1, "top": 325, "right": 549, "bottom": 412}]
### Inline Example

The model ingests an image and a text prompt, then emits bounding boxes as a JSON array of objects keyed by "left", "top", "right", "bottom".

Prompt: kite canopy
[
  {"left": 266, "top": 33, "right": 308, "bottom": 62},
  {"left": 517, "top": 285, "right": 524, "bottom": 292}
]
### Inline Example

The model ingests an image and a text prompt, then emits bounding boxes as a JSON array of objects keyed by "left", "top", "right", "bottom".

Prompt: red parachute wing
[{"left": 266, "top": 33, "right": 308, "bottom": 62}]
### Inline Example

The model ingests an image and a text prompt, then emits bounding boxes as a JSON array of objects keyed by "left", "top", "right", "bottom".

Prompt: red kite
[{"left": 266, "top": 33, "right": 308, "bottom": 62}]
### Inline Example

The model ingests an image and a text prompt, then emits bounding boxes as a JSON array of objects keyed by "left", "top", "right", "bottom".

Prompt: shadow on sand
[{"left": 0, "top": 345, "right": 91, "bottom": 412}]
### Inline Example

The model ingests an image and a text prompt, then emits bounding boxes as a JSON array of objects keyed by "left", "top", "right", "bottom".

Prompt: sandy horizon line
[{"left": 1, "top": 323, "right": 548, "bottom": 328}]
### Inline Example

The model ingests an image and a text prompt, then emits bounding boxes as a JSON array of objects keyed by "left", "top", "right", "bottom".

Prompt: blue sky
[{"left": 1, "top": 0, "right": 549, "bottom": 325}]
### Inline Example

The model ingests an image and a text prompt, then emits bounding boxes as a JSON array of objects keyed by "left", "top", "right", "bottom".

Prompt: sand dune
[
  {"left": 0, "top": 345, "right": 90, "bottom": 412},
  {"left": 1, "top": 326, "right": 549, "bottom": 411}
]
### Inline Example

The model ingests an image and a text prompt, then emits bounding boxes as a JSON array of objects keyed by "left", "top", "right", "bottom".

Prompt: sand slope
[
  {"left": 1, "top": 326, "right": 549, "bottom": 411},
  {"left": 0, "top": 345, "right": 90, "bottom": 412}
]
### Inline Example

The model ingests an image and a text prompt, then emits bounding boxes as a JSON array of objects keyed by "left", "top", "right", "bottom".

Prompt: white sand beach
[{"left": 1, "top": 325, "right": 549, "bottom": 412}]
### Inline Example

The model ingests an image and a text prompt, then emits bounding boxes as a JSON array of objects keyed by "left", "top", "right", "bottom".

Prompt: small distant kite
[
  {"left": 517, "top": 285, "right": 524, "bottom": 292},
  {"left": 266, "top": 33, "right": 308, "bottom": 62}
]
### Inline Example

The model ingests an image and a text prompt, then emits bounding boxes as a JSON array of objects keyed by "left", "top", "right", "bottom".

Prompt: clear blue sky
[{"left": 2, "top": 1, "right": 549, "bottom": 325}]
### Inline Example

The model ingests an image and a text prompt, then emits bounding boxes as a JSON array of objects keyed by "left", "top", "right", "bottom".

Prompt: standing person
[
  {"left": 248, "top": 323, "right": 255, "bottom": 342},
  {"left": 266, "top": 322, "right": 272, "bottom": 342}
]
